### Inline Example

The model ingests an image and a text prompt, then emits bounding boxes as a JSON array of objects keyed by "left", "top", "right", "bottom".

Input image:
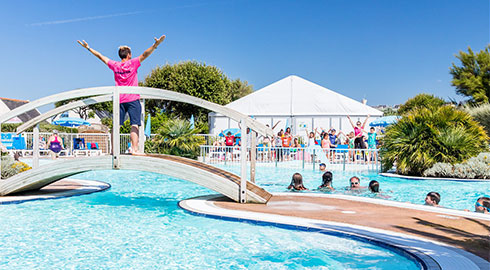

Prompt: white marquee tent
[{"left": 209, "top": 75, "right": 383, "bottom": 136}]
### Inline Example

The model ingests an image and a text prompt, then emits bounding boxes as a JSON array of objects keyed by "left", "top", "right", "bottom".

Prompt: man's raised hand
[
  {"left": 77, "top": 40, "right": 90, "bottom": 49},
  {"left": 153, "top": 35, "right": 166, "bottom": 47},
  {"left": 77, "top": 40, "right": 109, "bottom": 64}
]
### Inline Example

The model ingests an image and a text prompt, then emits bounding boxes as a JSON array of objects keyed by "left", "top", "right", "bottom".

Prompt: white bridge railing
[{"left": 200, "top": 145, "right": 381, "bottom": 172}]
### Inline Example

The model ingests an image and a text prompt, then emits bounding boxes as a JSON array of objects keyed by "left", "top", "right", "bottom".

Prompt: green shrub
[
  {"left": 423, "top": 153, "right": 490, "bottom": 179},
  {"left": 1, "top": 156, "right": 32, "bottom": 179},
  {"left": 380, "top": 105, "right": 489, "bottom": 175},
  {"left": 397, "top": 93, "right": 446, "bottom": 115},
  {"left": 148, "top": 118, "right": 205, "bottom": 159},
  {"left": 465, "top": 104, "right": 490, "bottom": 137}
]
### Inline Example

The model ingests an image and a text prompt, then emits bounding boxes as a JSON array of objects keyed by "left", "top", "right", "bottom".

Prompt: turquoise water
[
  {"left": 0, "top": 170, "right": 420, "bottom": 270},
  {"left": 215, "top": 165, "right": 490, "bottom": 211}
]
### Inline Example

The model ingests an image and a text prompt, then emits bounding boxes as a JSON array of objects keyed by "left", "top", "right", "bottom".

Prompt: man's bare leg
[{"left": 130, "top": 125, "right": 139, "bottom": 154}]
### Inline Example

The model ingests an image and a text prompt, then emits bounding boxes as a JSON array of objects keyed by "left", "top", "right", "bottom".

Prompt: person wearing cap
[
  {"left": 77, "top": 35, "right": 166, "bottom": 154},
  {"left": 319, "top": 163, "right": 327, "bottom": 172},
  {"left": 328, "top": 128, "right": 338, "bottom": 148}
]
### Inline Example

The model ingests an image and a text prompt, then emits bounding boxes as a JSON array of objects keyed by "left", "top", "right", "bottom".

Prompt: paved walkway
[{"left": 213, "top": 194, "right": 490, "bottom": 262}]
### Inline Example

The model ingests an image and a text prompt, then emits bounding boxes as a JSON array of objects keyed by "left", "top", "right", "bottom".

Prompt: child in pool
[
  {"left": 368, "top": 180, "right": 391, "bottom": 198},
  {"left": 424, "top": 192, "right": 441, "bottom": 207},
  {"left": 368, "top": 180, "right": 379, "bottom": 193},
  {"left": 318, "top": 171, "right": 334, "bottom": 191},
  {"left": 287, "top": 173, "right": 308, "bottom": 191},
  {"left": 474, "top": 197, "right": 490, "bottom": 214}
]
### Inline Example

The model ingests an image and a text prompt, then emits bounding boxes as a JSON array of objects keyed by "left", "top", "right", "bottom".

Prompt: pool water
[
  {"left": 0, "top": 170, "right": 420, "bottom": 270},
  {"left": 215, "top": 165, "right": 490, "bottom": 211}
]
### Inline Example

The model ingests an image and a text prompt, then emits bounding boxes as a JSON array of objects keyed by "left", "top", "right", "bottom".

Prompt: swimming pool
[
  {"left": 214, "top": 165, "right": 490, "bottom": 211},
  {"left": 0, "top": 170, "right": 421, "bottom": 269}
]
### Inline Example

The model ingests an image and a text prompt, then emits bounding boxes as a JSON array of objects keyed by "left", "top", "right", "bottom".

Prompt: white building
[
  {"left": 0, "top": 97, "right": 40, "bottom": 123},
  {"left": 209, "top": 75, "right": 383, "bottom": 135}
]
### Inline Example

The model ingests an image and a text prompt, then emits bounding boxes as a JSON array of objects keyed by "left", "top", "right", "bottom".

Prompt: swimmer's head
[{"left": 118, "top": 46, "right": 132, "bottom": 60}]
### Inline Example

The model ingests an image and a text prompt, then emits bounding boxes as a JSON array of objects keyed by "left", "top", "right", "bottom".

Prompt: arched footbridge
[
  {"left": 0, "top": 86, "right": 274, "bottom": 203},
  {"left": 0, "top": 154, "right": 272, "bottom": 203}
]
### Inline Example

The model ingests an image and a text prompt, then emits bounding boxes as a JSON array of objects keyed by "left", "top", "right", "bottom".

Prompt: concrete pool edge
[
  {"left": 0, "top": 179, "right": 110, "bottom": 204},
  {"left": 380, "top": 172, "right": 490, "bottom": 182},
  {"left": 275, "top": 192, "right": 490, "bottom": 221},
  {"left": 179, "top": 194, "right": 490, "bottom": 270}
]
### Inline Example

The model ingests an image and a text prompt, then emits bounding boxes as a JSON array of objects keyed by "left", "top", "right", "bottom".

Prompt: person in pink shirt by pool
[{"left": 77, "top": 35, "right": 165, "bottom": 154}]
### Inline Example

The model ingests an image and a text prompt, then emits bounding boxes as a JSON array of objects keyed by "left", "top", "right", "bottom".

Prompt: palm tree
[
  {"left": 380, "top": 105, "right": 488, "bottom": 175},
  {"left": 151, "top": 118, "right": 205, "bottom": 158}
]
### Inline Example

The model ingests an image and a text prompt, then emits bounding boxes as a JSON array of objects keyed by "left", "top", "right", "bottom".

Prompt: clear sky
[{"left": 0, "top": 0, "right": 488, "bottom": 106}]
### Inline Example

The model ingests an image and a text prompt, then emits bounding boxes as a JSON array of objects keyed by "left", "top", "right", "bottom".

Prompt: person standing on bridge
[{"left": 77, "top": 35, "right": 166, "bottom": 154}]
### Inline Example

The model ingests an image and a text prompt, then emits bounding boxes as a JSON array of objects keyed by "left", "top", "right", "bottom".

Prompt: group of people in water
[
  {"left": 287, "top": 169, "right": 381, "bottom": 194},
  {"left": 287, "top": 164, "right": 490, "bottom": 214}
]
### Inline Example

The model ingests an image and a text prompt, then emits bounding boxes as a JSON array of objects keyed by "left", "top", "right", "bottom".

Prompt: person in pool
[
  {"left": 319, "top": 163, "right": 327, "bottom": 172},
  {"left": 287, "top": 173, "right": 308, "bottom": 191},
  {"left": 319, "top": 171, "right": 334, "bottom": 191},
  {"left": 368, "top": 180, "right": 391, "bottom": 198},
  {"left": 474, "top": 197, "right": 490, "bottom": 214},
  {"left": 424, "top": 192, "right": 441, "bottom": 207},
  {"left": 349, "top": 176, "right": 366, "bottom": 190},
  {"left": 368, "top": 180, "right": 379, "bottom": 193}
]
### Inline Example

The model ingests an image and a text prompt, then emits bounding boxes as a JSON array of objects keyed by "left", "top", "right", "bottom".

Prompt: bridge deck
[
  {"left": 0, "top": 154, "right": 271, "bottom": 203},
  {"left": 145, "top": 154, "right": 272, "bottom": 201}
]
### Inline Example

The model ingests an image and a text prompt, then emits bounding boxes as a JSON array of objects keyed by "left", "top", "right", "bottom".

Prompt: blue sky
[{"left": 0, "top": 0, "right": 488, "bottom": 106}]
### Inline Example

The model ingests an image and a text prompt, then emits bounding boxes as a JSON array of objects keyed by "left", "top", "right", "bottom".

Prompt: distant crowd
[{"left": 216, "top": 115, "right": 379, "bottom": 162}]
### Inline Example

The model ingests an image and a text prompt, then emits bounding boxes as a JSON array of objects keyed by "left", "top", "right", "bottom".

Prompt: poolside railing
[
  {"left": 6, "top": 132, "right": 111, "bottom": 156},
  {"left": 199, "top": 145, "right": 381, "bottom": 172}
]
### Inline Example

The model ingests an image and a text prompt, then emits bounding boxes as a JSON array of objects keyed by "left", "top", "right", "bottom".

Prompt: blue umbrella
[
  {"left": 369, "top": 116, "right": 401, "bottom": 127},
  {"left": 219, "top": 128, "right": 241, "bottom": 137},
  {"left": 53, "top": 117, "right": 91, "bottom": 127},
  {"left": 190, "top": 115, "right": 195, "bottom": 129},
  {"left": 144, "top": 115, "right": 151, "bottom": 138}
]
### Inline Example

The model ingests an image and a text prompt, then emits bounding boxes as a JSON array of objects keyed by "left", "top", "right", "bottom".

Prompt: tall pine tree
[{"left": 450, "top": 45, "right": 490, "bottom": 105}]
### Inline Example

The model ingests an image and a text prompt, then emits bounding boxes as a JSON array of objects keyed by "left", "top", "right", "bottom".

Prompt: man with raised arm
[{"left": 77, "top": 35, "right": 166, "bottom": 154}]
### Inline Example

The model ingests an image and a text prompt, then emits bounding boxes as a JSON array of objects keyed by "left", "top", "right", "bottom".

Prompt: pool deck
[
  {"left": 0, "top": 179, "right": 110, "bottom": 204},
  {"left": 181, "top": 193, "right": 490, "bottom": 269}
]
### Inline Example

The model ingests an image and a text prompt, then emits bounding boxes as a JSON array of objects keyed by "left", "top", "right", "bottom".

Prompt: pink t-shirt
[
  {"left": 107, "top": 58, "right": 141, "bottom": 103},
  {"left": 354, "top": 126, "right": 363, "bottom": 137}
]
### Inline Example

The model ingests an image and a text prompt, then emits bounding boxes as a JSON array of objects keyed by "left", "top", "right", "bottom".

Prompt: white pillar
[
  {"left": 112, "top": 87, "right": 120, "bottom": 169},
  {"left": 239, "top": 118, "right": 247, "bottom": 203},
  {"left": 33, "top": 124, "right": 39, "bottom": 168},
  {"left": 139, "top": 99, "right": 146, "bottom": 154},
  {"left": 250, "top": 131, "right": 257, "bottom": 183}
]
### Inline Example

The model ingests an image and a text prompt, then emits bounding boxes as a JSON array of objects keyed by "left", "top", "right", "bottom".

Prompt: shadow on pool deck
[
  {"left": 213, "top": 194, "right": 490, "bottom": 262},
  {"left": 394, "top": 217, "right": 490, "bottom": 261}
]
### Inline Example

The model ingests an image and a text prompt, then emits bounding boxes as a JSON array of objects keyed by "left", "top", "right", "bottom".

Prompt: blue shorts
[{"left": 120, "top": 99, "right": 141, "bottom": 126}]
